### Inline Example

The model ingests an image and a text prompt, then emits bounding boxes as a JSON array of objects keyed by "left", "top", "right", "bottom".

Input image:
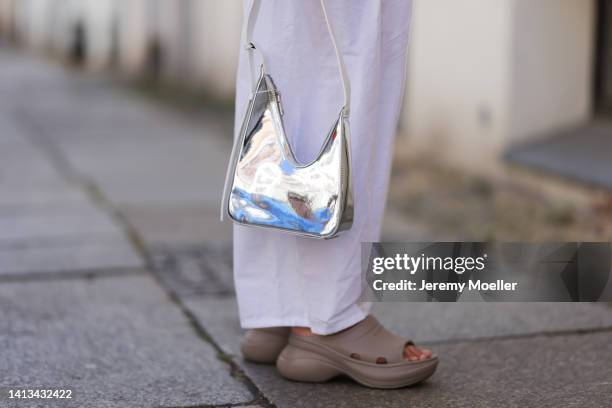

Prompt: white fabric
[
  {"left": 244, "top": 0, "right": 351, "bottom": 113},
  {"left": 232, "top": 0, "right": 413, "bottom": 335}
]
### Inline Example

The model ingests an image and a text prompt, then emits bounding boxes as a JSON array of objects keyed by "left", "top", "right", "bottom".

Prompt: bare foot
[{"left": 291, "top": 327, "right": 433, "bottom": 361}]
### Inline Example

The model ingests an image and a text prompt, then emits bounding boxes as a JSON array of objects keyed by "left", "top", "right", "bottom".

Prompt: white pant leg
[{"left": 232, "top": 0, "right": 413, "bottom": 335}]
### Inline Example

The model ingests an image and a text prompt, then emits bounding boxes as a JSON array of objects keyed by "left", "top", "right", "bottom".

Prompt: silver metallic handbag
[{"left": 221, "top": 0, "right": 353, "bottom": 239}]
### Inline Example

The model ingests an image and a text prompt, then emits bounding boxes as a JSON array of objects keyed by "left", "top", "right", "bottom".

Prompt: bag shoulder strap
[{"left": 243, "top": 0, "right": 351, "bottom": 115}]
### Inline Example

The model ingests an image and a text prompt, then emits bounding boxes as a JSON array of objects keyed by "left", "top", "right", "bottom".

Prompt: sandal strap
[{"left": 308, "top": 316, "right": 410, "bottom": 364}]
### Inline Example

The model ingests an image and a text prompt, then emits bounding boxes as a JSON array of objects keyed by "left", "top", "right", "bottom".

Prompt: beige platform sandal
[
  {"left": 240, "top": 327, "right": 290, "bottom": 364},
  {"left": 276, "top": 316, "right": 438, "bottom": 389}
]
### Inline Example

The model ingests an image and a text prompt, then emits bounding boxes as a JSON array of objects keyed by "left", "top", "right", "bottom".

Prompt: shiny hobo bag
[{"left": 221, "top": 0, "right": 353, "bottom": 239}]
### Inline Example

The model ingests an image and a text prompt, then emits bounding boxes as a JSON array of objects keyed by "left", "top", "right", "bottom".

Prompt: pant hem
[{"left": 240, "top": 303, "right": 371, "bottom": 335}]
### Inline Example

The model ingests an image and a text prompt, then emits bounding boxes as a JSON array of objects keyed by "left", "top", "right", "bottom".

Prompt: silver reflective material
[{"left": 221, "top": 69, "right": 353, "bottom": 239}]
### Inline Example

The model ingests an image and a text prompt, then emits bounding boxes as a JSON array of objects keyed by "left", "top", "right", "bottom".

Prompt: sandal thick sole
[{"left": 277, "top": 336, "right": 438, "bottom": 389}]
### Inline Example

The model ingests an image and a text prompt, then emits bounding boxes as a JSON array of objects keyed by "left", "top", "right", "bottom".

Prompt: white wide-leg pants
[{"left": 233, "top": 0, "right": 413, "bottom": 335}]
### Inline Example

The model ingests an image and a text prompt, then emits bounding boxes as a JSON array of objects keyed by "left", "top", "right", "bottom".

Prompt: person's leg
[
  {"left": 232, "top": 0, "right": 431, "bottom": 362},
  {"left": 233, "top": 0, "right": 369, "bottom": 335}
]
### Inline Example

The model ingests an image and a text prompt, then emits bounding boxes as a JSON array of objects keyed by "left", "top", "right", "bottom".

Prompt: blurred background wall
[
  {"left": 0, "top": 0, "right": 242, "bottom": 98},
  {"left": 1, "top": 0, "right": 609, "bottom": 187},
  {"left": 403, "top": 0, "right": 595, "bottom": 171}
]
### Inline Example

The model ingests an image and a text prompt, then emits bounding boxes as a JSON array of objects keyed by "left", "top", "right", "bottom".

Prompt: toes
[
  {"left": 419, "top": 348, "right": 433, "bottom": 360},
  {"left": 404, "top": 345, "right": 433, "bottom": 361},
  {"left": 404, "top": 345, "right": 421, "bottom": 361},
  {"left": 403, "top": 345, "right": 419, "bottom": 361}
]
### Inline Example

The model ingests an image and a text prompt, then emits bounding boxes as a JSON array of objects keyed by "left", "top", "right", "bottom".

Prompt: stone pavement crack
[
  {"left": 83, "top": 180, "right": 150, "bottom": 258},
  {"left": 420, "top": 324, "right": 612, "bottom": 346},
  {"left": 9, "top": 93, "right": 273, "bottom": 406},
  {"left": 165, "top": 398, "right": 269, "bottom": 408},
  {"left": 11, "top": 99, "right": 148, "bottom": 258},
  {"left": 85, "top": 178, "right": 275, "bottom": 406},
  {"left": 151, "top": 277, "right": 276, "bottom": 408},
  {"left": 70, "top": 181, "right": 275, "bottom": 407},
  {"left": 12, "top": 108, "right": 87, "bottom": 188},
  {"left": 0, "top": 267, "right": 145, "bottom": 283}
]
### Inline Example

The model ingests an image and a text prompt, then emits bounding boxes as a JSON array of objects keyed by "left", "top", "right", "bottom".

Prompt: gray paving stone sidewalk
[
  {"left": 0, "top": 49, "right": 255, "bottom": 407},
  {"left": 0, "top": 276, "right": 253, "bottom": 408},
  {"left": 1, "top": 47, "right": 611, "bottom": 407},
  {"left": 183, "top": 296, "right": 612, "bottom": 407},
  {"left": 0, "top": 53, "right": 143, "bottom": 276}
]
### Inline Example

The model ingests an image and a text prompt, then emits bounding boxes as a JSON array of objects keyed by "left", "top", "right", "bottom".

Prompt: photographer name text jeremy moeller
[{"left": 372, "top": 279, "right": 518, "bottom": 292}]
